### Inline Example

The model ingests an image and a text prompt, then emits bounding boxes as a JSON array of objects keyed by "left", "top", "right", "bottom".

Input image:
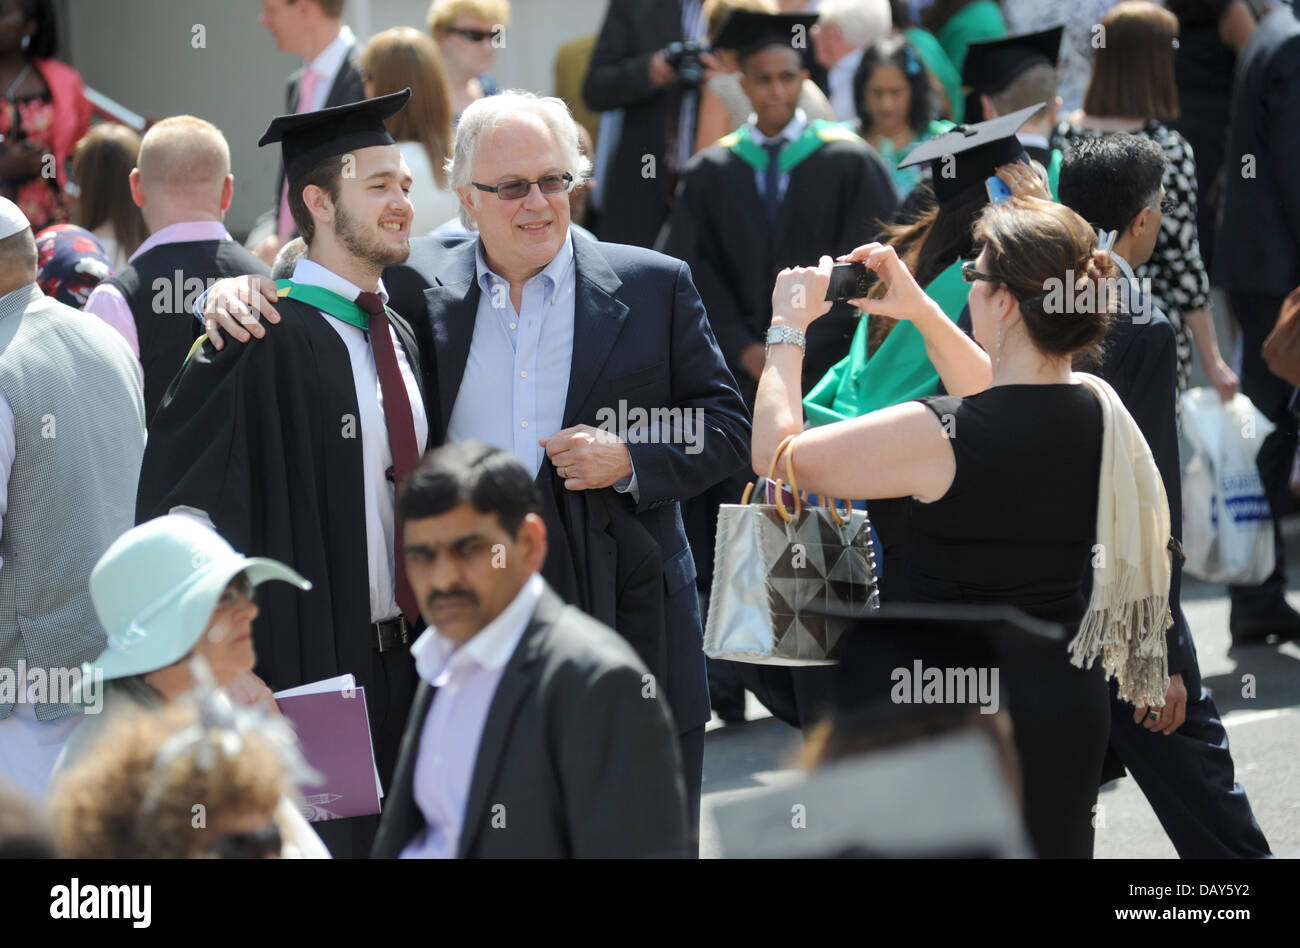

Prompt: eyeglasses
[
  {"left": 446, "top": 27, "right": 495, "bottom": 43},
  {"left": 472, "top": 173, "right": 575, "bottom": 201},
  {"left": 961, "top": 262, "right": 999, "bottom": 284},
  {"left": 203, "top": 823, "right": 282, "bottom": 859}
]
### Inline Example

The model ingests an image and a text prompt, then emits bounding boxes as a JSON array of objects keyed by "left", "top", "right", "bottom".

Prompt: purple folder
[{"left": 277, "top": 687, "right": 381, "bottom": 822}]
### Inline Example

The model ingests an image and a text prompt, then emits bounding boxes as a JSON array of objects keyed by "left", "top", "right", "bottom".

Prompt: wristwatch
[{"left": 765, "top": 324, "right": 806, "bottom": 357}]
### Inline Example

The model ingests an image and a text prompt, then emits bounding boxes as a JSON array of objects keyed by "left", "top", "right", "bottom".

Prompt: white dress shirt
[
  {"left": 827, "top": 47, "right": 864, "bottom": 122},
  {"left": 172, "top": 258, "right": 428, "bottom": 623},
  {"left": 302, "top": 24, "right": 355, "bottom": 111},
  {"left": 399, "top": 573, "right": 544, "bottom": 859},
  {"left": 749, "top": 108, "right": 808, "bottom": 206}
]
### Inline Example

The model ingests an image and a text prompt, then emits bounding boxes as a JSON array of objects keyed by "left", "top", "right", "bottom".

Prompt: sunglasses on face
[
  {"left": 447, "top": 27, "right": 495, "bottom": 43},
  {"left": 203, "top": 822, "right": 282, "bottom": 859},
  {"left": 472, "top": 172, "right": 575, "bottom": 201},
  {"left": 961, "top": 262, "right": 998, "bottom": 284}
]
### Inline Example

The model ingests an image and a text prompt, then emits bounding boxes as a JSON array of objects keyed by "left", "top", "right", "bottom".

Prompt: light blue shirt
[{"left": 445, "top": 230, "right": 637, "bottom": 496}]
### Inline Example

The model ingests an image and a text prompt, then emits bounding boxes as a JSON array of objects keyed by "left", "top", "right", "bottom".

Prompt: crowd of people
[{"left": 0, "top": 0, "right": 1293, "bottom": 860}]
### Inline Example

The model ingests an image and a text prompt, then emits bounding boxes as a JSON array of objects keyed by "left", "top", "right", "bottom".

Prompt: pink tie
[{"left": 278, "top": 68, "right": 323, "bottom": 240}]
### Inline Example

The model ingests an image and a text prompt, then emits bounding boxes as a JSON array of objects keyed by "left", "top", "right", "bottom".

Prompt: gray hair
[
  {"left": 446, "top": 90, "right": 593, "bottom": 230},
  {"left": 270, "top": 237, "right": 307, "bottom": 280},
  {"left": 817, "top": 0, "right": 891, "bottom": 49}
]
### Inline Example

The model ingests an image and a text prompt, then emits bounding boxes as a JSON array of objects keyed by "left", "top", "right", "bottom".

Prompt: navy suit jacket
[
  {"left": 384, "top": 230, "right": 752, "bottom": 733},
  {"left": 1088, "top": 278, "right": 1198, "bottom": 692},
  {"left": 1214, "top": 3, "right": 1300, "bottom": 297}
]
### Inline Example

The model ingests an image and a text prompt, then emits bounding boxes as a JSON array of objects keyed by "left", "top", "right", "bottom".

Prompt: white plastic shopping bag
[{"left": 1180, "top": 388, "right": 1276, "bottom": 584}]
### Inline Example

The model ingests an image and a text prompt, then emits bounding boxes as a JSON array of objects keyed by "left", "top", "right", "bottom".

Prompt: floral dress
[
  {"left": 1055, "top": 118, "right": 1211, "bottom": 393},
  {"left": 0, "top": 93, "right": 71, "bottom": 233}
]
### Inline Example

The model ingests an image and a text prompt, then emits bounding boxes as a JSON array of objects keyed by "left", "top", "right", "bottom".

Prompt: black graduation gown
[
  {"left": 135, "top": 297, "right": 428, "bottom": 721},
  {"left": 662, "top": 132, "right": 898, "bottom": 404}
]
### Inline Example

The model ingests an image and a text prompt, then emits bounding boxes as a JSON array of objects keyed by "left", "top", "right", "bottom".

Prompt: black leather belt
[{"left": 373, "top": 615, "right": 411, "bottom": 653}]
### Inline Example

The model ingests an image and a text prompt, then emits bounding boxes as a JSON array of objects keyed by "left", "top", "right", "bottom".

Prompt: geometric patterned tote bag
[{"left": 704, "top": 434, "right": 880, "bottom": 664}]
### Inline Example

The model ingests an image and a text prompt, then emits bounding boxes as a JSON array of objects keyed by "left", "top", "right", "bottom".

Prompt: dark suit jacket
[
  {"left": 582, "top": 0, "right": 689, "bottom": 247},
  {"left": 662, "top": 134, "right": 898, "bottom": 402},
  {"left": 1087, "top": 278, "right": 1196, "bottom": 689},
  {"left": 371, "top": 583, "right": 688, "bottom": 858},
  {"left": 383, "top": 230, "right": 752, "bottom": 735},
  {"left": 537, "top": 461, "right": 668, "bottom": 689},
  {"left": 252, "top": 41, "right": 366, "bottom": 242},
  {"left": 1213, "top": 4, "right": 1300, "bottom": 298}
]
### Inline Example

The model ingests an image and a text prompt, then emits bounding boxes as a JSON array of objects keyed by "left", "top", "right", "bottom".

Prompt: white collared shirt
[
  {"left": 301, "top": 25, "right": 356, "bottom": 111},
  {"left": 827, "top": 47, "right": 863, "bottom": 122},
  {"left": 400, "top": 573, "right": 544, "bottom": 859},
  {"left": 290, "top": 258, "right": 430, "bottom": 622},
  {"left": 748, "top": 108, "right": 808, "bottom": 206}
]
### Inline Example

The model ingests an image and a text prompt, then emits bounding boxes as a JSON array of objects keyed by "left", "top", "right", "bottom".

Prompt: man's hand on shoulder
[{"left": 202, "top": 275, "right": 282, "bottom": 351}]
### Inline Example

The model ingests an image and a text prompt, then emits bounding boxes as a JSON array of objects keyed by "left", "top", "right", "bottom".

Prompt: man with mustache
[
  {"left": 372, "top": 440, "right": 687, "bottom": 858},
  {"left": 135, "top": 90, "right": 429, "bottom": 858}
]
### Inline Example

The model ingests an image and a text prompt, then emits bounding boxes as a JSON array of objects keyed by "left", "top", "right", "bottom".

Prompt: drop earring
[
  {"left": 993, "top": 323, "right": 1003, "bottom": 371},
  {"left": 20, "top": 35, "right": 29, "bottom": 51}
]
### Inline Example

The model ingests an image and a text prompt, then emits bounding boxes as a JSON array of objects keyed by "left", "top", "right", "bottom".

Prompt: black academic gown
[
  {"left": 135, "top": 297, "right": 429, "bottom": 776},
  {"left": 662, "top": 133, "right": 898, "bottom": 404}
]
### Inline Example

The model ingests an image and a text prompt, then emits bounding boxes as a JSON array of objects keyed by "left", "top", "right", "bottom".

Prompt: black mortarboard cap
[
  {"left": 712, "top": 10, "right": 818, "bottom": 65},
  {"left": 258, "top": 88, "right": 412, "bottom": 183},
  {"left": 821, "top": 602, "right": 1066, "bottom": 736},
  {"left": 962, "top": 26, "right": 1064, "bottom": 97},
  {"left": 897, "top": 103, "right": 1045, "bottom": 208}
]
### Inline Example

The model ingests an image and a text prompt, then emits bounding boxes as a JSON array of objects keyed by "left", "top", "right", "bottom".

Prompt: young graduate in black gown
[
  {"left": 136, "top": 91, "right": 430, "bottom": 858},
  {"left": 661, "top": 10, "right": 898, "bottom": 722}
]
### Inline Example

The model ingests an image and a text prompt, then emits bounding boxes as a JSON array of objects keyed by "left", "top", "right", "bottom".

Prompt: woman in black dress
[{"left": 752, "top": 197, "right": 1171, "bottom": 857}]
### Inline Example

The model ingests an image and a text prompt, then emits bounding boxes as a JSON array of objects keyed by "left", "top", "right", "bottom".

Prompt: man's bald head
[
  {"left": 138, "top": 115, "right": 230, "bottom": 191},
  {"left": 133, "top": 116, "right": 234, "bottom": 228},
  {"left": 0, "top": 229, "right": 38, "bottom": 295}
]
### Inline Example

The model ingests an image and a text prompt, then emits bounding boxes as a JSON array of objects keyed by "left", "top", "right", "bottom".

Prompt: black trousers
[
  {"left": 1105, "top": 678, "right": 1271, "bottom": 857},
  {"left": 316, "top": 644, "right": 419, "bottom": 859},
  {"left": 1227, "top": 291, "right": 1298, "bottom": 615},
  {"left": 679, "top": 724, "right": 704, "bottom": 858}
]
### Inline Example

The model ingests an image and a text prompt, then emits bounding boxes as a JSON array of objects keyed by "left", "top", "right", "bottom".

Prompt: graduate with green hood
[{"left": 662, "top": 9, "right": 898, "bottom": 408}]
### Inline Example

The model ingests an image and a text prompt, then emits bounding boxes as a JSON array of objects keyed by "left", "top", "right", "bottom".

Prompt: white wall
[{"left": 63, "top": 0, "right": 610, "bottom": 237}]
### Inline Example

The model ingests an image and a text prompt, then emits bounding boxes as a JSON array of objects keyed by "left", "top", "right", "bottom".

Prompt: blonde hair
[
  {"left": 703, "top": 0, "right": 777, "bottom": 43},
  {"left": 427, "top": 0, "right": 511, "bottom": 33},
  {"left": 361, "top": 27, "right": 454, "bottom": 189},
  {"left": 48, "top": 704, "right": 287, "bottom": 859},
  {"left": 137, "top": 115, "right": 231, "bottom": 191}
]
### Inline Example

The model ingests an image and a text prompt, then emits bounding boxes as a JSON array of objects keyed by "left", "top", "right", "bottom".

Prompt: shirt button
[
  {"left": 521, "top": 420, "right": 529, "bottom": 429},
  {"left": 509, "top": 322, "right": 517, "bottom": 330},
  {"left": 520, "top": 370, "right": 527, "bottom": 378}
]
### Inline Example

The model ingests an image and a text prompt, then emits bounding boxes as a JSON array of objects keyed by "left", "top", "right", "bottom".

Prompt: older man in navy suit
[
  {"left": 1061, "top": 135, "right": 1270, "bottom": 858},
  {"left": 200, "top": 91, "right": 751, "bottom": 855}
]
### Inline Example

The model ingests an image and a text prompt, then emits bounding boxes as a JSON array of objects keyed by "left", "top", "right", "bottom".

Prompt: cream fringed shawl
[{"left": 1071, "top": 372, "right": 1172, "bottom": 707}]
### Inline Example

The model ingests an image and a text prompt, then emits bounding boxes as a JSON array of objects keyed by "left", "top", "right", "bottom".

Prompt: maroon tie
[{"left": 356, "top": 291, "right": 421, "bottom": 626}]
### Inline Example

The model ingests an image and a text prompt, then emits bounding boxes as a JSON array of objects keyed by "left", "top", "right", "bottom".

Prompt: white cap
[{"left": 0, "top": 197, "right": 30, "bottom": 241}]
